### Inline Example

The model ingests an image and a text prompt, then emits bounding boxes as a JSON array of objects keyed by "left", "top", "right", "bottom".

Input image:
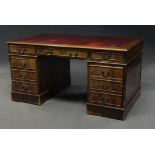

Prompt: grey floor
[{"left": 0, "top": 49, "right": 155, "bottom": 129}]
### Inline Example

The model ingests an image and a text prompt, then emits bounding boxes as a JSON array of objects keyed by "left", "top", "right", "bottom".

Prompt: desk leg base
[
  {"left": 86, "top": 88, "right": 140, "bottom": 120},
  {"left": 11, "top": 78, "right": 71, "bottom": 106},
  {"left": 11, "top": 91, "right": 53, "bottom": 106}
]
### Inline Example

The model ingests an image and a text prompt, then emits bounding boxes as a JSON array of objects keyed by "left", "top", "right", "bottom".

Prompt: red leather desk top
[{"left": 7, "top": 34, "right": 143, "bottom": 52}]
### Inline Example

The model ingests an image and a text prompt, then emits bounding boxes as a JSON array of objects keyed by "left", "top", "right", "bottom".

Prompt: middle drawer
[
  {"left": 89, "top": 78, "right": 123, "bottom": 94},
  {"left": 37, "top": 47, "right": 88, "bottom": 59},
  {"left": 11, "top": 69, "right": 38, "bottom": 82}
]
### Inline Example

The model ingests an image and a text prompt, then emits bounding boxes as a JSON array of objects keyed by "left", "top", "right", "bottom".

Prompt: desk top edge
[{"left": 7, "top": 34, "right": 144, "bottom": 52}]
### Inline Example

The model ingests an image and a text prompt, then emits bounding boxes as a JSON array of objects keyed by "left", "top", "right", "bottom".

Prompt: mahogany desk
[{"left": 7, "top": 34, "right": 143, "bottom": 120}]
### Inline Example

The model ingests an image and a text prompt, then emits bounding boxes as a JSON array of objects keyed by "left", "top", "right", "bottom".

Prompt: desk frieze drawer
[
  {"left": 10, "top": 57, "right": 37, "bottom": 70},
  {"left": 37, "top": 47, "right": 88, "bottom": 59},
  {"left": 90, "top": 52, "right": 124, "bottom": 62},
  {"left": 11, "top": 69, "right": 37, "bottom": 81},
  {"left": 9, "top": 45, "right": 35, "bottom": 55},
  {"left": 12, "top": 81, "right": 39, "bottom": 94},
  {"left": 89, "top": 65, "right": 123, "bottom": 80},
  {"left": 89, "top": 78, "right": 123, "bottom": 93},
  {"left": 88, "top": 91, "right": 122, "bottom": 107}
]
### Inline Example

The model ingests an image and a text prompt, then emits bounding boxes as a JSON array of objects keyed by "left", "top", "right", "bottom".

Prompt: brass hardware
[
  {"left": 20, "top": 72, "right": 27, "bottom": 79},
  {"left": 102, "top": 97, "right": 110, "bottom": 103},
  {"left": 101, "top": 70, "right": 111, "bottom": 77},
  {"left": 60, "top": 50, "right": 66, "bottom": 55},
  {"left": 74, "top": 53, "right": 78, "bottom": 57},
  {"left": 22, "top": 84, "right": 29, "bottom": 90},
  {"left": 18, "top": 60, "right": 26, "bottom": 68},
  {"left": 18, "top": 49, "right": 26, "bottom": 54},
  {"left": 45, "top": 50, "right": 50, "bottom": 55},
  {"left": 50, "top": 50, "right": 53, "bottom": 55},
  {"left": 102, "top": 84, "right": 110, "bottom": 90},
  {"left": 69, "top": 53, "right": 78, "bottom": 58},
  {"left": 102, "top": 53, "right": 112, "bottom": 59}
]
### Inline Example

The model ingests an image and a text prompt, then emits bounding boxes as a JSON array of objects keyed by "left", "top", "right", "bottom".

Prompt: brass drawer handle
[
  {"left": 102, "top": 84, "right": 110, "bottom": 90},
  {"left": 18, "top": 49, "right": 25, "bottom": 54},
  {"left": 18, "top": 60, "right": 26, "bottom": 68},
  {"left": 60, "top": 49, "right": 67, "bottom": 55},
  {"left": 45, "top": 50, "right": 53, "bottom": 55},
  {"left": 102, "top": 53, "right": 112, "bottom": 59},
  {"left": 18, "top": 49, "right": 26, "bottom": 54},
  {"left": 74, "top": 53, "right": 78, "bottom": 57},
  {"left": 69, "top": 53, "right": 79, "bottom": 58},
  {"left": 45, "top": 50, "right": 49, "bottom": 54},
  {"left": 22, "top": 84, "right": 29, "bottom": 91},
  {"left": 101, "top": 70, "right": 111, "bottom": 77},
  {"left": 102, "top": 97, "right": 110, "bottom": 103},
  {"left": 20, "top": 72, "right": 27, "bottom": 79}
]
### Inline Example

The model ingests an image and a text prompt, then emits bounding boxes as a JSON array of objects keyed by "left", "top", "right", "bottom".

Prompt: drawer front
[
  {"left": 89, "top": 79, "right": 123, "bottom": 93},
  {"left": 90, "top": 52, "right": 124, "bottom": 62},
  {"left": 12, "top": 81, "right": 39, "bottom": 94},
  {"left": 9, "top": 45, "right": 35, "bottom": 55},
  {"left": 88, "top": 91, "right": 122, "bottom": 107},
  {"left": 11, "top": 69, "right": 37, "bottom": 81},
  {"left": 68, "top": 50, "right": 88, "bottom": 59},
  {"left": 10, "top": 57, "right": 36, "bottom": 70},
  {"left": 89, "top": 65, "right": 123, "bottom": 80},
  {"left": 37, "top": 47, "right": 88, "bottom": 59}
]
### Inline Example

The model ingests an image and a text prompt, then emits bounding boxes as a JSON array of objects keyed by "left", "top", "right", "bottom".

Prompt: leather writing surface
[{"left": 8, "top": 34, "right": 143, "bottom": 51}]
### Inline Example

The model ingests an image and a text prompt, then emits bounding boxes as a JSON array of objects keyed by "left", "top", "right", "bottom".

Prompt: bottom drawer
[
  {"left": 88, "top": 91, "right": 122, "bottom": 107},
  {"left": 12, "top": 81, "right": 39, "bottom": 94},
  {"left": 89, "top": 78, "right": 122, "bottom": 93}
]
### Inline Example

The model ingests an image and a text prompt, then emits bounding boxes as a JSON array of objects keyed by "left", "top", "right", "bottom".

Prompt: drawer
[
  {"left": 37, "top": 47, "right": 88, "bottom": 59},
  {"left": 11, "top": 69, "right": 37, "bottom": 81},
  {"left": 10, "top": 57, "right": 37, "bottom": 70},
  {"left": 12, "top": 81, "right": 39, "bottom": 94},
  {"left": 88, "top": 91, "right": 122, "bottom": 107},
  {"left": 89, "top": 64, "right": 123, "bottom": 80},
  {"left": 9, "top": 45, "right": 35, "bottom": 55},
  {"left": 90, "top": 52, "right": 124, "bottom": 62},
  {"left": 89, "top": 78, "right": 123, "bottom": 94}
]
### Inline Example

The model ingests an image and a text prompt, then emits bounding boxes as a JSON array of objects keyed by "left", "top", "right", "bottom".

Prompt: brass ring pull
[
  {"left": 20, "top": 72, "right": 27, "bottom": 79},
  {"left": 50, "top": 50, "right": 53, "bottom": 55},
  {"left": 19, "top": 49, "right": 26, "bottom": 54},
  {"left": 102, "top": 97, "right": 110, "bottom": 103},
  {"left": 102, "top": 54, "right": 112, "bottom": 60},
  {"left": 74, "top": 53, "right": 78, "bottom": 57},
  {"left": 18, "top": 60, "right": 26, "bottom": 68},
  {"left": 102, "top": 85, "right": 110, "bottom": 90},
  {"left": 45, "top": 50, "right": 49, "bottom": 55},
  {"left": 101, "top": 71, "right": 111, "bottom": 77},
  {"left": 60, "top": 50, "right": 66, "bottom": 55},
  {"left": 22, "top": 84, "right": 29, "bottom": 91}
]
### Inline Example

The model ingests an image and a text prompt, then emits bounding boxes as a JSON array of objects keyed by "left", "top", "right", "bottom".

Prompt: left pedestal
[{"left": 9, "top": 49, "right": 71, "bottom": 105}]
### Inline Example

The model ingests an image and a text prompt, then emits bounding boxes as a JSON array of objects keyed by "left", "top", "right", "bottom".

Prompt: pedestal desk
[{"left": 7, "top": 34, "right": 143, "bottom": 120}]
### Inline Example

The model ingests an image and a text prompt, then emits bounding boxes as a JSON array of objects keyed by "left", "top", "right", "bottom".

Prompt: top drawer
[
  {"left": 37, "top": 47, "right": 88, "bottom": 59},
  {"left": 90, "top": 51, "right": 124, "bottom": 62},
  {"left": 9, "top": 45, "right": 35, "bottom": 55}
]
